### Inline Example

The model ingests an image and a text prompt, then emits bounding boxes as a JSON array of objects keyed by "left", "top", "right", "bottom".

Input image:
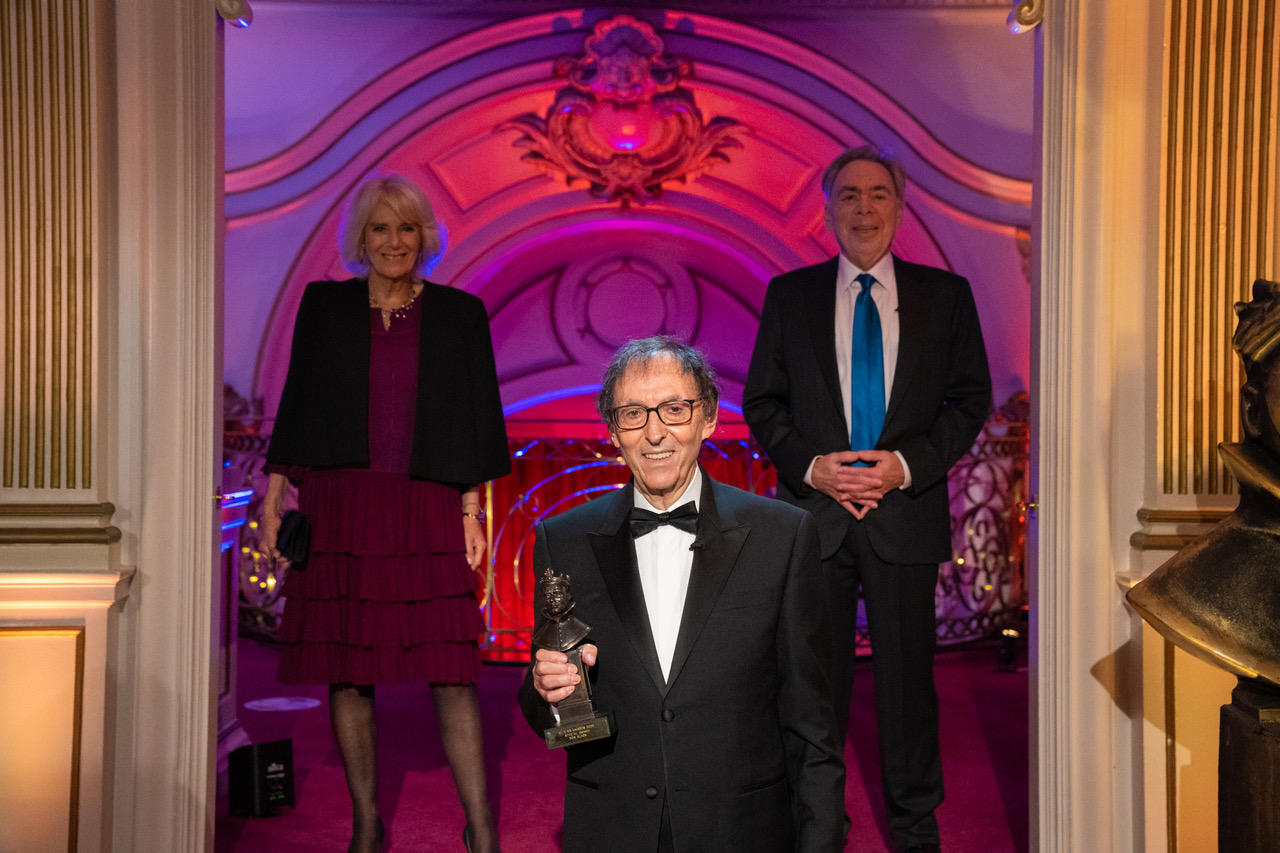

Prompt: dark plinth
[
  {"left": 1219, "top": 679, "right": 1280, "bottom": 853},
  {"left": 229, "top": 739, "right": 296, "bottom": 816}
]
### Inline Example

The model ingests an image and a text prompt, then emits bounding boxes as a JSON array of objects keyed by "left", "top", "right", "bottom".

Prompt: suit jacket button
[
  {"left": 662, "top": 708, "right": 675, "bottom": 722},
  {"left": 645, "top": 786, "right": 659, "bottom": 799}
]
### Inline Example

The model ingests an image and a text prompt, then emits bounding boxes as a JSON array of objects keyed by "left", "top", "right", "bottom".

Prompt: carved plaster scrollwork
[
  {"left": 500, "top": 15, "right": 745, "bottom": 207},
  {"left": 1008, "top": 0, "right": 1044, "bottom": 33}
]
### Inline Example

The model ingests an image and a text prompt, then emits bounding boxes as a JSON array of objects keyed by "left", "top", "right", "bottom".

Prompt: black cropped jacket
[{"left": 265, "top": 279, "right": 511, "bottom": 489}]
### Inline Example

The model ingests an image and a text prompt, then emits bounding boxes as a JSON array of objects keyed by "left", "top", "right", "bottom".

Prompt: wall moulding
[
  {"left": 0, "top": 569, "right": 133, "bottom": 852},
  {"left": 1130, "top": 506, "right": 1233, "bottom": 551},
  {"left": 0, "top": 502, "right": 116, "bottom": 517},
  {"left": 1130, "top": 531, "right": 1206, "bottom": 551},
  {"left": 1136, "top": 507, "right": 1233, "bottom": 525},
  {"left": 0, "top": 568, "right": 133, "bottom": 605},
  {"left": 1130, "top": 506, "right": 1234, "bottom": 551},
  {"left": 0, "top": 502, "right": 120, "bottom": 545},
  {"left": 0, "top": 625, "right": 85, "bottom": 852},
  {"left": 0, "top": 529, "right": 122, "bottom": 545}
]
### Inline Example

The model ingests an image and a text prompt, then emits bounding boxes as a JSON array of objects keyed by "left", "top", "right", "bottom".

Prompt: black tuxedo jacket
[
  {"left": 266, "top": 278, "right": 510, "bottom": 488},
  {"left": 743, "top": 255, "right": 991, "bottom": 563},
  {"left": 518, "top": 475, "right": 845, "bottom": 853}
]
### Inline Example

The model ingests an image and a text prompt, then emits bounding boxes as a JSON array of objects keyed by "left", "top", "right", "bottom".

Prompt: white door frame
[{"left": 109, "top": 2, "right": 222, "bottom": 849}]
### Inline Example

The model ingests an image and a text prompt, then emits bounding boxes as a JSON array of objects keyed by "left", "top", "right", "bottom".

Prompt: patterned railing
[{"left": 938, "top": 392, "right": 1029, "bottom": 645}]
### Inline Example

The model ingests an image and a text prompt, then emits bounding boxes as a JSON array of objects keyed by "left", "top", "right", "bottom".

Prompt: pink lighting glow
[
  {"left": 230, "top": 8, "right": 1032, "bottom": 444},
  {"left": 589, "top": 102, "right": 655, "bottom": 151}
]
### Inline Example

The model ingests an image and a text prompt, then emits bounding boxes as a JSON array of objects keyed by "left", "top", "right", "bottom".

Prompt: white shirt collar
[
  {"left": 634, "top": 466, "right": 703, "bottom": 513},
  {"left": 837, "top": 251, "right": 896, "bottom": 291}
]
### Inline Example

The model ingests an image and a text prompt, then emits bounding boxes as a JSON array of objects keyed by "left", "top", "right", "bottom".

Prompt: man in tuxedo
[
  {"left": 519, "top": 337, "right": 845, "bottom": 853},
  {"left": 743, "top": 146, "right": 991, "bottom": 853}
]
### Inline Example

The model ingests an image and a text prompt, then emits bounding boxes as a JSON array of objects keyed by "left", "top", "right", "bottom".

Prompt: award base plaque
[
  {"left": 543, "top": 646, "right": 614, "bottom": 749},
  {"left": 544, "top": 712, "right": 614, "bottom": 749}
]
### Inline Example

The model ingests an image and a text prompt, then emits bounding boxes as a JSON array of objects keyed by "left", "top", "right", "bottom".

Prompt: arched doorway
[{"left": 218, "top": 2, "right": 1033, "bottom": 845}]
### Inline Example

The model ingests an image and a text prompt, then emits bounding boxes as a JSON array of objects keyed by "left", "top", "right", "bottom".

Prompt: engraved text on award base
[{"left": 543, "top": 646, "right": 614, "bottom": 749}]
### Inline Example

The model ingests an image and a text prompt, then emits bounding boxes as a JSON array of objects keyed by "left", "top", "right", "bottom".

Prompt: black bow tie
[{"left": 629, "top": 502, "right": 699, "bottom": 537}]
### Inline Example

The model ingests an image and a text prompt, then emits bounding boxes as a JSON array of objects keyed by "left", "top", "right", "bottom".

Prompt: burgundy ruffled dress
[{"left": 275, "top": 295, "right": 483, "bottom": 685}]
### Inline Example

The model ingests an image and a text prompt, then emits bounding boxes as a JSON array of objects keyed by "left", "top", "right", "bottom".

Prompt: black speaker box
[{"left": 229, "top": 738, "right": 296, "bottom": 816}]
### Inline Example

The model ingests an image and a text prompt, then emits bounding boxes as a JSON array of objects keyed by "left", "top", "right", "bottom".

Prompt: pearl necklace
[{"left": 369, "top": 285, "right": 422, "bottom": 330}]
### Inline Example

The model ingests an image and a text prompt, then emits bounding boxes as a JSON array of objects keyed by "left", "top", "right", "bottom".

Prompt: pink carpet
[{"left": 216, "top": 639, "right": 1027, "bottom": 852}]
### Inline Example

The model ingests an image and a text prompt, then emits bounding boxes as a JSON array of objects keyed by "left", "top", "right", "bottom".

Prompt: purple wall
[{"left": 224, "top": 4, "right": 1033, "bottom": 431}]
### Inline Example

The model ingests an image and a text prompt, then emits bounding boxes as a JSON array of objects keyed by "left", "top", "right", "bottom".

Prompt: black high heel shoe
[{"left": 462, "top": 825, "right": 475, "bottom": 853}]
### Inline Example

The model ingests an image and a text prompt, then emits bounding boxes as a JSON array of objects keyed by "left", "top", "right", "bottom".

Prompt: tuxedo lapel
[
  {"left": 589, "top": 484, "right": 666, "bottom": 694},
  {"left": 665, "top": 478, "right": 748, "bottom": 690},
  {"left": 884, "top": 256, "right": 926, "bottom": 429},
  {"left": 806, "top": 258, "right": 847, "bottom": 429}
]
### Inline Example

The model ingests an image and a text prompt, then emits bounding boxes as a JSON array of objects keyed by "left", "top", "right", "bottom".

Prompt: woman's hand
[
  {"left": 462, "top": 514, "right": 486, "bottom": 569},
  {"left": 260, "top": 472, "right": 291, "bottom": 567},
  {"left": 258, "top": 510, "right": 291, "bottom": 569},
  {"left": 260, "top": 511, "right": 282, "bottom": 559}
]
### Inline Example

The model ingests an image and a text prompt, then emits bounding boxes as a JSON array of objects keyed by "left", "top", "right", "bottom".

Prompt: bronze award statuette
[{"left": 534, "top": 568, "right": 613, "bottom": 749}]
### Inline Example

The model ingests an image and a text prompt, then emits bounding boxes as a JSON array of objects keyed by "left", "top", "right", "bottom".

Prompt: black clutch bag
[{"left": 276, "top": 509, "right": 311, "bottom": 569}]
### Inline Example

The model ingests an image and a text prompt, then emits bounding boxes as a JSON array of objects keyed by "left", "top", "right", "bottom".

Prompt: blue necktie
[{"left": 849, "top": 273, "right": 885, "bottom": 455}]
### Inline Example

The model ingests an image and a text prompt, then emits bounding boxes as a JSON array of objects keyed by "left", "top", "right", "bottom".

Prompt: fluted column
[
  {"left": 1159, "top": 0, "right": 1280, "bottom": 496},
  {"left": 1, "top": 0, "right": 98, "bottom": 495}
]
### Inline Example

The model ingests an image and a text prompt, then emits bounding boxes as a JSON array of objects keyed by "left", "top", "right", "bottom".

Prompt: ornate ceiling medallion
[{"left": 500, "top": 15, "right": 744, "bottom": 208}]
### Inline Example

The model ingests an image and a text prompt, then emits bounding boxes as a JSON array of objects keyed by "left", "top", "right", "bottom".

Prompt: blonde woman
[{"left": 261, "top": 174, "right": 509, "bottom": 853}]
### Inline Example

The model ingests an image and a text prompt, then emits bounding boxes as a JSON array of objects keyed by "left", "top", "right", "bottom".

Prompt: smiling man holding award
[{"left": 518, "top": 336, "right": 845, "bottom": 853}]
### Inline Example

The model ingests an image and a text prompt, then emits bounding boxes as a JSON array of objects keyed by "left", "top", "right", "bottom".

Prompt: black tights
[{"left": 329, "top": 682, "right": 499, "bottom": 853}]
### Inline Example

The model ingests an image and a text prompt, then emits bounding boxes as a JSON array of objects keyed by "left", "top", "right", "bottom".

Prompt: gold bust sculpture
[{"left": 1127, "top": 279, "right": 1280, "bottom": 687}]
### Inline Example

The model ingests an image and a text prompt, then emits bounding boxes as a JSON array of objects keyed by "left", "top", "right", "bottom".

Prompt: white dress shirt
[
  {"left": 632, "top": 468, "right": 701, "bottom": 682},
  {"left": 804, "top": 252, "right": 913, "bottom": 489}
]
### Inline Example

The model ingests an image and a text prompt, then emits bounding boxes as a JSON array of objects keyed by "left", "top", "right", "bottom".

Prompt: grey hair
[
  {"left": 596, "top": 336, "right": 720, "bottom": 425},
  {"left": 820, "top": 145, "right": 907, "bottom": 200},
  {"left": 339, "top": 174, "right": 443, "bottom": 276}
]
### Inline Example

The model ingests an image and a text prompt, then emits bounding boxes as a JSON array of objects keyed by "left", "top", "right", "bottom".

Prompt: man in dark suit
[
  {"left": 519, "top": 337, "right": 845, "bottom": 853},
  {"left": 743, "top": 146, "right": 991, "bottom": 853}
]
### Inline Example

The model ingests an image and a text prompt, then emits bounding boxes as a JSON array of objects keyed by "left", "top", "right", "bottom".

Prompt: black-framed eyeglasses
[{"left": 609, "top": 398, "right": 703, "bottom": 431}]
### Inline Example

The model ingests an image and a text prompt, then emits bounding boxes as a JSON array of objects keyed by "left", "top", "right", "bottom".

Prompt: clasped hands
[
  {"left": 532, "top": 644, "right": 598, "bottom": 705},
  {"left": 811, "top": 449, "right": 905, "bottom": 520}
]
